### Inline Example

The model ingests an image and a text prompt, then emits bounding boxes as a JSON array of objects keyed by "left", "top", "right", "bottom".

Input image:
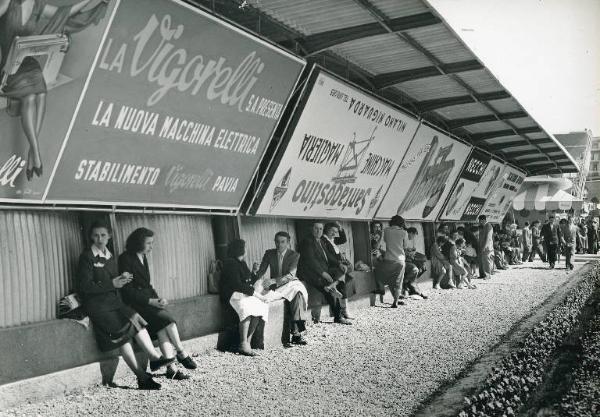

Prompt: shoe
[
  {"left": 33, "top": 164, "right": 43, "bottom": 177},
  {"left": 177, "top": 354, "right": 197, "bottom": 370},
  {"left": 420, "top": 293, "right": 428, "bottom": 299},
  {"left": 334, "top": 317, "right": 352, "bottom": 325},
  {"left": 26, "top": 168, "right": 33, "bottom": 181},
  {"left": 137, "top": 376, "right": 161, "bottom": 390},
  {"left": 550, "top": 263, "right": 555, "bottom": 269},
  {"left": 291, "top": 335, "right": 308, "bottom": 345},
  {"left": 150, "top": 356, "right": 176, "bottom": 371},
  {"left": 312, "top": 316, "right": 320, "bottom": 324},
  {"left": 390, "top": 300, "right": 405, "bottom": 308},
  {"left": 569, "top": 264, "right": 574, "bottom": 270},
  {"left": 166, "top": 368, "right": 190, "bottom": 380}
]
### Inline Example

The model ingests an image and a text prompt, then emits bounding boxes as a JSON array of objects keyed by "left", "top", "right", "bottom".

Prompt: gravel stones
[{"left": 1, "top": 261, "right": 586, "bottom": 417}]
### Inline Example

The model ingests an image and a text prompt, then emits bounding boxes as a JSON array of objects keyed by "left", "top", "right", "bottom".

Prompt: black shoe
[
  {"left": 569, "top": 264, "right": 574, "bottom": 270},
  {"left": 177, "top": 354, "right": 197, "bottom": 370},
  {"left": 166, "top": 368, "right": 190, "bottom": 380},
  {"left": 291, "top": 335, "right": 308, "bottom": 345},
  {"left": 150, "top": 356, "right": 176, "bottom": 371},
  {"left": 333, "top": 317, "right": 352, "bottom": 325},
  {"left": 550, "top": 263, "right": 555, "bottom": 269},
  {"left": 138, "top": 376, "right": 161, "bottom": 390},
  {"left": 312, "top": 316, "right": 320, "bottom": 324}
]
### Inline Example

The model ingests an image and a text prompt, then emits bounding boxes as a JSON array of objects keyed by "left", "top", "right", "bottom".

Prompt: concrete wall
[{"left": 0, "top": 271, "right": 378, "bottom": 387}]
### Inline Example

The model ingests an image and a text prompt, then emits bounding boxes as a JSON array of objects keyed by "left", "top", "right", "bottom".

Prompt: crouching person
[
  {"left": 220, "top": 239, "right": 269, "bottom": 356},
  {"left": 253, "top": 231, "right": 309, "bottom": 347},
  {"left": 78, "top": 222, "right": 175, "bottom": 390}
]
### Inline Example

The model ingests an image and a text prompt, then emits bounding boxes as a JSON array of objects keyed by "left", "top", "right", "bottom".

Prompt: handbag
[
  {"left": 57, "top": 293, "right": 86, "bottom": 320},
  {"left": 207, "top": 259, "right": 223, "bottom": 294}
]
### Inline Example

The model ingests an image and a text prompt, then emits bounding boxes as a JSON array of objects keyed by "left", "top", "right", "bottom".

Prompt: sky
[{"left": 428, "top": 0, "right": 600, "bottom": 138}]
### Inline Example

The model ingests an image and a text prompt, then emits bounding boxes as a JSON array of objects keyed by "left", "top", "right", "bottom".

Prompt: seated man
[
  {"left": 253, "top": 231, "right": 309, "bottom": 347},
  {"left": 298, "top": 221, "right": 352, "bottom": 325}
]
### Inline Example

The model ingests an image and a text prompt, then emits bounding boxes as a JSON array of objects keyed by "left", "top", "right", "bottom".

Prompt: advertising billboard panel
[
  {"left": 252, "top": 70, "right": 420, "bottom": 219},
  {"left": 479, "top": 165, "right": 526, "bottom": 223},
  {"left": 439, "top": 150, "right": 504, "bottom": 222},
  {"left": 43, "top": 0, "right": 305, "bottom": 209},
  {"left": 376, "top": 124, "right": 472, "bottom": 221}
]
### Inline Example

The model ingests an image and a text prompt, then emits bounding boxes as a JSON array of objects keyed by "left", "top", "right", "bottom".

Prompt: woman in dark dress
[
  {"left": 0, "top": 0, "right": 109, "bottom": 179},
  {"left": 119, "top": 228, "right": 197, "bottom": 381},
  {"left": 220, "top": 239, "right": 269, "bottom": 356},
  {"left": 77, "top": 222, "right": 174, "bottom": 390}
]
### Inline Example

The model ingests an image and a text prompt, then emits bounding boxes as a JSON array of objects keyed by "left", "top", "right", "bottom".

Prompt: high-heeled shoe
[
  {"left": 26, "top": 168, "right": 33, "bottom": 181},
  {"left": 33, "top": 165, "right": 43, "bottom": 177}
]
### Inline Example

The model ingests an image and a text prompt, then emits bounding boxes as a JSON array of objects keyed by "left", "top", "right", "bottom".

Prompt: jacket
[
  {"left": 219, "top": 257, "right": 255, "bottom": 303},
  {"left": 118, "top": 251, "right": 159, "bottom": 308},
  {"left": 77, "top": 249, "right": 122, "bottom": 314},
  {"left": 255, "top": 248, "right": 300, "bottom": 287},
  {"left": 478, "top": 222, "right": 494, "bottom": 252},
  {"left": 298, "top": 236, "right": 333, "bottom": 288}
]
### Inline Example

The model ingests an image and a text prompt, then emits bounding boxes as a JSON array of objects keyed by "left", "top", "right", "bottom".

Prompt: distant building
[
  {"left": 586, "top": 135, "right": 600, "bottom": 202},
  {"left": 554, "top": 130, "right": 593, "bottom": 199}
]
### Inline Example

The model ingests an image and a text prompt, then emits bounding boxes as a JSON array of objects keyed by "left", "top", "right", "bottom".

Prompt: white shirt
[
  {"left": 323, "top": 234, "right": 340, "bottom": 254},
  {"left": 137, "top": 253, "right": 145, "bottom": 265},
  {"left": 91, "top": 245, "right": 112, "bottom": 259},
  {"left": 277, "top": 248, "right": 287, "bottom": 276}
]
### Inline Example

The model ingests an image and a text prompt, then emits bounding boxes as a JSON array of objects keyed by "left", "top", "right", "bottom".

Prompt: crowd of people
[{"left": 77, "top": 214, "right": 596, "bottom": 390}]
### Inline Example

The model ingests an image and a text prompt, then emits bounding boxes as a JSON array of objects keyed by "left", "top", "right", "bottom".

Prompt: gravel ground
[{"left": 1, "top": 260, "right": 586, "bottom": 417}]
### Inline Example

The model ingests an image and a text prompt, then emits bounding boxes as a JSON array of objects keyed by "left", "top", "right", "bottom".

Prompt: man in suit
[
  {"left": 477, "top": 215, "right": 494, "bottom": 279},
  {"left": 298, "top": 221, "right": 351, "bottom": 325},
  {"left": 529, "top": 220, "right": 546, "bottom": 262},
  {"left": 541, "top": 215, "right": 561, "bottom": 268},
  {"left": 253, "top": 231, "right": 309, "bottom": 346}
]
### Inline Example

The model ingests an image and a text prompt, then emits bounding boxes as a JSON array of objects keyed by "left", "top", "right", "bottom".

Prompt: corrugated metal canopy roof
[{"left": 188, "top": 0, "right": 578, "bottom": 175}]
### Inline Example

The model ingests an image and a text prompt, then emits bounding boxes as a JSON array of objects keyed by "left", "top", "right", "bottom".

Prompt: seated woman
[
  {"left": 220, "top": 239, "right": 269, "bottom": 356},
  {"left": 405, "top": 227, "right": 427, "bottom": 276},
  {"left": 454, "top": 238, "right": 476, "bottom": 289},
  {"left": 118, "top": 228, "right": 197, "bottom": 381},
  {"left": 77, "top": 222, "right": 174, "bottom": 390}
]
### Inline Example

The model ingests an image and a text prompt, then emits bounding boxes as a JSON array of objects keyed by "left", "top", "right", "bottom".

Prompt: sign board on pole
[
  {"left": 252, "top": 69, "right": 420, "bottom": 219},
  {"left": 376, "top": 124, "right": 472, "bottom": 221}
]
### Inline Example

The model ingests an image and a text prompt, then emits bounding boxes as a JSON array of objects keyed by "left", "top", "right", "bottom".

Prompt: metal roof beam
[
  {"left": 471, "top": 126, "right": 542, "bottom": 141},
  {"left": 446, "top": 111, "right": 528, "bottom": 129},
  {"left": 516, "top": 156, "right": 550, "bottom": 164},
  {"left": 300, "top": 12, "right": 440, "bottom": 55},
  {"left": 485, "top": 141, "right": 526, "bottom": 151},
  {"left": 416, "top": 91, "right": 510, "bottom": 112},
  {"left": 373, "top": 60, "right": 483, "bottom": 89},
  {"left": 502, "top": 149, "right": 541, "bottom": 158}
]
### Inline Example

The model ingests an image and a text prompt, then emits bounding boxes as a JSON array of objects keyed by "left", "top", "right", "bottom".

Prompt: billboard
[
  {"left": 376, "top": 124, "right": 472, "bottom": 221},
  {"left": 439, "top": 150, "right": 504, "bottom": 222},
  {"left": 479, "top": 165, "right": 526, "bottom": 223},
  {"left": 252, "top": 70, "right": 420, "bottom": 219},
  {"left": 42, "top": 0, "right": 305, "bottom": 209},
  {"left": 0, "top": 0, "right": 115, "bottom": 202}
]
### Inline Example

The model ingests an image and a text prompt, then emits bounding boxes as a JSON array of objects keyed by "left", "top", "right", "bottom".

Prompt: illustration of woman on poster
[{"left": 0, "top": 0, "right": 109, "bottom": 180}]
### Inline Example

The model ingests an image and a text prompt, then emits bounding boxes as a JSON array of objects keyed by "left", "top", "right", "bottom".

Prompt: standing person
[
  {"left": 477, "top": 215, "right": 494, "bottom": 279},
  {"left": 373, "top": 215, "right": 410, "bottom": 307},
  {"left": 587, "top": 219, "right": 599, "bottom": 254},
  {"left": 522, "top": 222, "right": 532, "bottom": 262},
  {"left": 78, "top": 222, "right": 174, "bottom": 390},
  {"left": 529, "top": 220, "right": 546, "bottom": 262},
  {"left": 321, "top": 222, "right": 356, "bottom": 320},
  {"left": 578, "top": 220, "right": 588, "bottom": 254},
  {"left": 298, "top": 222, "right": 351, "bottom": 324},
  {"left": 119, "top": 228, "right": 196, "bottom": 380},
  {"left": 541, "top": 215, "right": 561, "bottom": 269},
  {"left": 220, "top": 239, "right": 270, "bottom": 356},
  {"left": 253, "top": 231, "right": 309, "bottom": 347},
  {"left": 559, "top": 218, "right": 578, "bottom": 270}
]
